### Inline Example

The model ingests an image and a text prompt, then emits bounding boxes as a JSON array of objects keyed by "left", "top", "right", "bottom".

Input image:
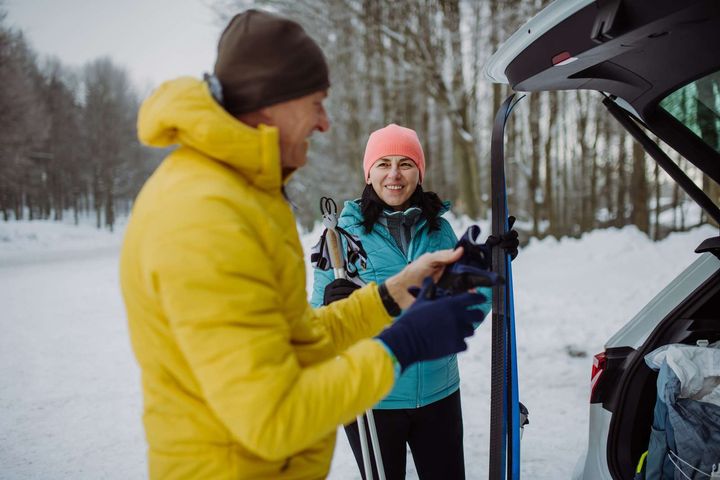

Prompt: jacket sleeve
[
  {"left": 474, "top": 286, "right": 493, "bottom": 324},
  {"left": 310, "top": 261, "right": 334, "bottom": 308},
  {"left": 310, "top": 283, "right": 392, "bottom": 352},
  {"left": 151, "top": 218, "right": 395, "bottom": 461}
]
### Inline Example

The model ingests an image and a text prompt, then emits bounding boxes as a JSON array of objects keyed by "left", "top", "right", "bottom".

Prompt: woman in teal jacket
[{"left": 311, "top": 124, "right": 491, "bottom": 479}]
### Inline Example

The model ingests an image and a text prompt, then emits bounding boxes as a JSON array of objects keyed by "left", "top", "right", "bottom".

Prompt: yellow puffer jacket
[{"left": 120, "top": 77, "right": 396, "bottom": 479}]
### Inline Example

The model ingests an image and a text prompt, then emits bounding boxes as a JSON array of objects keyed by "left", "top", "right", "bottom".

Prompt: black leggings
[{"left": 344, "top": 389, "right": 464, "bottom": 480}]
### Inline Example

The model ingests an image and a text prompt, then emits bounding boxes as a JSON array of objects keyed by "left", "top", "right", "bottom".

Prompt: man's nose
[{"left": 316, "top": 109, "right": 330, "bottom": 132}]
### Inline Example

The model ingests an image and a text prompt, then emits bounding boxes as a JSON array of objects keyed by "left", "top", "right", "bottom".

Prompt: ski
[{"left": 489, "top": 94, "right": 522, "bottom": 480}]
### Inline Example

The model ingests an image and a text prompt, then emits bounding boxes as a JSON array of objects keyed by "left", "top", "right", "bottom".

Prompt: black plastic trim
[
  {"left": 696, "top": 236, "right": 720, "bottom": 258},
  {"left": 643, "top": 107, "right": 720, "bottom": 185},
  {"left": 591, "top": 0, "right": 624, "bottom": 43},
  {"left": 590, "top": 346, "right": 635, "bottom": 407}
]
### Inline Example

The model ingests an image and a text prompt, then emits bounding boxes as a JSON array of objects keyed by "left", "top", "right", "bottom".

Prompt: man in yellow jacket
[{"left": 120, "top": 9, "right": 484, "bottom": 479}]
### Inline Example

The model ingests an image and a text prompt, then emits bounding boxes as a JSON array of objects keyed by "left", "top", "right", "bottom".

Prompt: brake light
[
  {"left": 590, "top": 352, "right": 607, "bottom": 402},
  {"left": 552, "top": 51, "right": 578, "bottom": 66}
]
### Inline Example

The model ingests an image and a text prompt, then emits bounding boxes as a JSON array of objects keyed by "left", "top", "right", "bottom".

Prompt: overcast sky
[{"left": 4, "top": 0, "right": 226, "bottom": 92}]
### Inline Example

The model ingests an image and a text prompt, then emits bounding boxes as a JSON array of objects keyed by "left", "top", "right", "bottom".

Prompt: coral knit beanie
[{"left": 363, "top": 124, "right": 426, "bottom": 182}]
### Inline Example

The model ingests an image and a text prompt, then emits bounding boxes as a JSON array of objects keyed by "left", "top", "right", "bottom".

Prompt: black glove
[
  {"left": 486, "top": 215, "right": 519, "bottom": 260},
  {"left": 376, "top": 277, "right": 486, "bottom": 371},
  {"left": 436, "top": 225, "right": 502, "bottom": 294},
  {"left": 323, "top": 278, "right": 361, "bottom": 305}
]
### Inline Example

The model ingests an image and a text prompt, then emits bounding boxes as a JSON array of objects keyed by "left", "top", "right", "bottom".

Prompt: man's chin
[
  {"left": 280, "top": 140, "right": 309, "bottom": 170},
  {"left": 282, "top": 166, "right": 298, "bottom": 179}
]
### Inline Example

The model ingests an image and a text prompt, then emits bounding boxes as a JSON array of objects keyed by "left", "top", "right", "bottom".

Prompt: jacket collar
[
  {"left": 137, "top": 77, "right": 284, "bottom": 192},
  {"left": 340, "top": 198, "right": 451, "bottom": 225}
]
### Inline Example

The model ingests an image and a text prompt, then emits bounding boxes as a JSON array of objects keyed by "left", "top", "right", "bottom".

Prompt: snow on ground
[{"left": 0, "top": 217, "right": 716, "bottom": 479}]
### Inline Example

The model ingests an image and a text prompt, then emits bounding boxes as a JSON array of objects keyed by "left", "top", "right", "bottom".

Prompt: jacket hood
[
  {"left": 340, "top": 198, "right": 451, "bottom": 224},
  {"left": 137, "top": 76, "right": 283, "bottom": 191}
]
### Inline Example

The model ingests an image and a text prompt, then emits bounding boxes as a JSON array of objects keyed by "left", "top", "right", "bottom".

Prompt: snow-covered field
[{"left": 1, "top": 217, "right": 715, "bottom": 479}]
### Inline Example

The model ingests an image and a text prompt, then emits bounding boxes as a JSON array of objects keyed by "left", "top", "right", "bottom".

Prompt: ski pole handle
[{"left": 326, "top": 228, "right": 347, "bottom": 280}]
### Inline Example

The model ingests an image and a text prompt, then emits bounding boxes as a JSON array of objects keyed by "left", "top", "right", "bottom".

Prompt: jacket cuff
[{"left": 374, "top": 339, "right": 401, "bottom": 381}]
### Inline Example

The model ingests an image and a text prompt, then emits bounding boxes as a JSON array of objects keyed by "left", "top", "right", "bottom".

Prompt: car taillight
[{"left": 590, "top": 351, "right": 607, "bottom": 402}]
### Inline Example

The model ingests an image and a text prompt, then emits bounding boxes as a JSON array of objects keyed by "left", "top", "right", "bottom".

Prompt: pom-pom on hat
[{"left": 362, "top": 124, "right": 426, "bottom": 182}]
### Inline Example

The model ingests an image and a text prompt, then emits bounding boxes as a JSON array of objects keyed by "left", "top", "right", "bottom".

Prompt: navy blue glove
[
  {"left": 376, "top": 277, "right": 486, "bottom": 371},
  {"left": 323, "top": 278, "right": 361, "bottom": 305}
]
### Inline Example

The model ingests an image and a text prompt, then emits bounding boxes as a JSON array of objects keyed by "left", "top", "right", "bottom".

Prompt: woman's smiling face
[{"left": 367, "top": 155, "right": 420, "bottom": 210}]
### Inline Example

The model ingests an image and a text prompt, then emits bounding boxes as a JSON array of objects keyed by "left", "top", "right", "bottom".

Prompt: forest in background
[
  {"left": 0, "top": 9, "right": 163, "bottom": 231},
  {"left": 1, "top": 1, "right": 718, "bottom": 238}
]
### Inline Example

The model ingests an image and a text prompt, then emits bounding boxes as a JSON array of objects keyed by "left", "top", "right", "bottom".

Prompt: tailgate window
[{"left": 660, "top": 70, "right": 720, "bottom": 154}]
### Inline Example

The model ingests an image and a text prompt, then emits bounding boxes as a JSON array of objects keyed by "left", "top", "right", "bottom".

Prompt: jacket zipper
[{"left": 371, "top": 217, "right": 427, "bottom": 408}]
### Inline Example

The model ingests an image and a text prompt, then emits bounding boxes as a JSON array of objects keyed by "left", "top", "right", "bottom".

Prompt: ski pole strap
[{"left": 310, "top": 227, "right": 368, "bottom": 283}]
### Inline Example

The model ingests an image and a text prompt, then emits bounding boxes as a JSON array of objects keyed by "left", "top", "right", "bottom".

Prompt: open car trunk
[
  {"left": 485, "top": 0, "right": 720, "bottom": 477},
  {"left": 597, "top": 253, "right": 720, "bottom": 478}
]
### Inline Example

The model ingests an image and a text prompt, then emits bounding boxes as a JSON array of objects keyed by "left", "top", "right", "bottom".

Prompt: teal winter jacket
[{"left": 310, "top": 200, "right": 492, "bottom": 409}]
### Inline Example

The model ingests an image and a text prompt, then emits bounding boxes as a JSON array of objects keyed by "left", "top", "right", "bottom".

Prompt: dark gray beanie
[{"left": 213, "top": 10, "right": 330, "bottom": 115}]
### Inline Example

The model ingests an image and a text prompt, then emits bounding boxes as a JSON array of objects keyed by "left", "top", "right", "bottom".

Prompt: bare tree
[
  {"left": 82, "top": 58, "right": 140, "bottom": 231},
  {"left": 0, "top": 19, "right": 49, "bottom": 220},
  {"left": 630, "top": 140, "right": 650, "bottom": 233}
]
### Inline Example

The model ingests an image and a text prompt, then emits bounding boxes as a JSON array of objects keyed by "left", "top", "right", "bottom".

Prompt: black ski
[{"left": 489, "top": 94, "right": 520, "bottom": 479}]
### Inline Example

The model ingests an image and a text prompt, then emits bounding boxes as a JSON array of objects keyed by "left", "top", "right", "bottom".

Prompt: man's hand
[
  {"left": 376, "top": 277, "right": 485, "bottom": 370},
  {"left": 383, "top": 247, "right": 464, "bottom": 309}
]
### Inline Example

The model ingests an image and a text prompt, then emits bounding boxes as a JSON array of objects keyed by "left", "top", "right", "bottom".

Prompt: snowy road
[
  {"left": 0, "top": 248, "right": 145, "bottom": 479},
  {"left": 1, "top": 219, "right": 713, "bottom": 479}
]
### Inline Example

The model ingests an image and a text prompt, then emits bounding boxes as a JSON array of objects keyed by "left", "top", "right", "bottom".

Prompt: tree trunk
[
  {"left": 615, "top": 135, "right": 628, "bottom": 227},
  {"left": 441, "top": 0, "right": 480, "bottom": 219},
  {"left": 630, "top": 140, "right": 649, "bottom": 234},
  {"left": 544, "top": 92, "right": 558, "bottom": 237},
  {"left": 529, "top": 92, "right": 541, "bottom": 236},
  {"left": 575, "top": 91, "right": 593, "bottom": 232},
  {"left": 105, "top": 181, "right": 114, "bottom": 232},
  {"left": 589, "top": 113, "right": 603, "bottom": 230}
]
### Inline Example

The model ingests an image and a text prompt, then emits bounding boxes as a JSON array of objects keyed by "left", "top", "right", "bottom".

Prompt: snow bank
[{"left": 0, "top": 217, "right": 716, "bottom": 479}]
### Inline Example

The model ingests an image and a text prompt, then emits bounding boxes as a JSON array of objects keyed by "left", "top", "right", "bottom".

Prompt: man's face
[{"left": 261, "top": 90, "right": 330, "bottom": 171}]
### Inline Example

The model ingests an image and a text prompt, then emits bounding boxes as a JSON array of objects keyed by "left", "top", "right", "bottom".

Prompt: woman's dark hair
[{"left": 359, "top": 184, "right": 443, "bottom": 233}]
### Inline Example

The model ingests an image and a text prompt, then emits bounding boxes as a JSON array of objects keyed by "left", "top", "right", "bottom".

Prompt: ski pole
[
  {"left": 320, "top": 197, "right": 385, "bottom": 480},
  {"left": 365, "top": 410, "right": 385, "bottom": 480}
]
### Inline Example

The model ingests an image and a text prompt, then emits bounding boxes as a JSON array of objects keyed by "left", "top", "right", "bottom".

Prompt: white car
[{"left": 485, "top": 0, "right": 720, "bottom": 478}]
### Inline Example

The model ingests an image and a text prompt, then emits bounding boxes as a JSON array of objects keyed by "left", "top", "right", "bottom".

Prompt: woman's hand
[{"left": 323, "top": 278, "right": 361, "bottom": 305}]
